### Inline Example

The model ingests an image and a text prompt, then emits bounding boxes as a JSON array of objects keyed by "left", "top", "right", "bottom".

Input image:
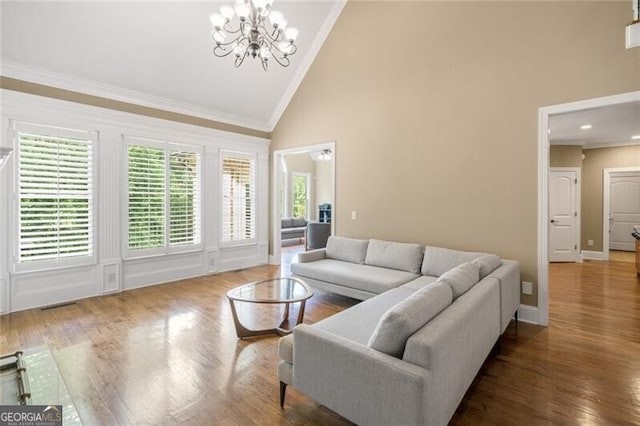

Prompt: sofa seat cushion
[
  {"left": 421, "top": 246, "right": 486, "bottom": 276},
  {"left": 281, "top": 218, "right": 293, "bottom": 228},
  {"left": 364, "top": 239, "right": 424, "bottom": 273},
  {"left": 400, "top": 275, "right": 438, "bottom": 291},
  {"left": 368, "top": 282, "right": 453, "bottom": 358},
  {"left": 291, "top": 259, "right": 419, "bottom": 294},
  {"left": 439, "top": 262, "right": 480, "bottom": 299},
  {"left": 314, "top": 287, "right": 416, "bottom": 345},
  {"left": 325, "top": 236, "right": 369, "bottom": 264},
  {"left": 282, "top": 227, "right": 306, "bottom": 236}
]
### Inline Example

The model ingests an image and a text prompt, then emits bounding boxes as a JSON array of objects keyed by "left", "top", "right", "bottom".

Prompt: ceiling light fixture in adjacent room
[
  {"left": 580, "top": 124, "right": 592, "bottom": 130},
  {"left": 318, "top": 149, "right": 332, "bottom": 161},
  {"left": 632, "top": 135, "right": 640, "bottom": 140},
  {"left": 209, "top": 0, "right": 299, "bottom": 70}
]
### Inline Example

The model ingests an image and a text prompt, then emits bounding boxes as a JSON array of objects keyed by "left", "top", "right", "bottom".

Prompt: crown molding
[
  {"left": 0, "top": 60, "right": 271, "bottom": 132},
  {"left": 266, "top": 0, "right": 346, "bottom": 131}
]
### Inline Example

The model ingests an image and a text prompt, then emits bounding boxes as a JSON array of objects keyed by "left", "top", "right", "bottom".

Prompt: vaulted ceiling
[{"left": 1, "top": 1, "right": 345, "bottom": 132}]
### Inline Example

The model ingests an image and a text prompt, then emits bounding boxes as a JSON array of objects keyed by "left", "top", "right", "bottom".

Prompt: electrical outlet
[
  {"left": 588, "top": 239, "right": 594, "bottom": 247},
  {"left": 522, "top": 281, "right": 533, "bottom": 295},
  {"left": 351, "top": 210, "right": 357, "bottom": 220}
]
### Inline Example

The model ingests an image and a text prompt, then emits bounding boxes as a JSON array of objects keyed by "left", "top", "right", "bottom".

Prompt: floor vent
[{"left": 40, "top": 302, "right": 77, "bottom": 311}]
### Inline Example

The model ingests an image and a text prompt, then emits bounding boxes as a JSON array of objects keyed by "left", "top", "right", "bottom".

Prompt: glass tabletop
[{"left": 227, "top": 277, "right": 313, "bottom": 303}]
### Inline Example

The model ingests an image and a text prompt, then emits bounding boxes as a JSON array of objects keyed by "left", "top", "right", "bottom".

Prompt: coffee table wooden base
[{"left": 227, "top": 299, "right": 308, "bottom": 339}]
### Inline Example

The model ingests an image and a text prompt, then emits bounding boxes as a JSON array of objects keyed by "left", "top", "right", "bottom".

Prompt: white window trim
[
  {"left": 12, "top": 120, "right": 98, "bottom": 273},
  {"left": 123, "top": 136, "right": 203, "bottom": 259},
  {"left": 219, "top": 149, "right": 258, "bottom": 248}
]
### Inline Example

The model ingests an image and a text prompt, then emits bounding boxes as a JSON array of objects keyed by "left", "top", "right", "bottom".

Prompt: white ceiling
[
  {"left": 0, "top": 1, "right": 345, "bottom": 132},
  {"left": 549, "top": 100, "right": 640, "bottom": 148}
]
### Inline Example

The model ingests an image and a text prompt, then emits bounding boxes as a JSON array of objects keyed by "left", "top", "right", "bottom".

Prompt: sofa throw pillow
[
  {"left": 421, "top": 246, "right": 482, "bottom": 277},
  {"left": 368, "top": 282, "right": 453, "bottom": 358},
  {"left": 364, "top": 239, "right": 424, "bottom": 273},
  {"left": 471, "top": 254, "right": 502, "bottom": 278},
  {"left": 325, "top": 236, "right": 369, "bottom": 264},
  {"left": 438, "top": 262, "right": 480, "bottom": 299}
]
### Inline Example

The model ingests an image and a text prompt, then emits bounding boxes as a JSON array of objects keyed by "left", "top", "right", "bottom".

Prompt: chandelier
[{"left": 209, "top": 0, "right": 299, "bottom": 70}]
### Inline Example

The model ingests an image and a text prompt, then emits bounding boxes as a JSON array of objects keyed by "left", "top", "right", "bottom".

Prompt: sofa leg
[
  {"left": 492, "top": 339, "right": 501, "bottom": 357},
  {"left": 280, "top": 381, "right": 287, "bottom": 408}
]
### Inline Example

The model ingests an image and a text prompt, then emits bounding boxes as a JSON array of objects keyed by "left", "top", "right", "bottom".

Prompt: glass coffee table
[{"left": 226, "top": 277, "right": 314, "bottom": 339}]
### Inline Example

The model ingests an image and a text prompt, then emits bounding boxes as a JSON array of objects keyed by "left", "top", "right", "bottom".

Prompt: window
[
  {"left": 292, "top": 172, "right": 310, "bottom": 219},
  {"left": 126, "top": 138, "right": 201, "bottom": 255},
  {"left": 221, "top": 151, "right": 256, "bottom": 243},
  {"left": 15, "top": 122, "right": 95, "bottom": 269}
]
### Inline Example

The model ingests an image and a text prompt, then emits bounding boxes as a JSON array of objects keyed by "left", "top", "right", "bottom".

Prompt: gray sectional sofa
[
  {"left": 278, "top": 237, "right": 520, "bottom": 425},
  {"left": 280, "top": 217, "right": 307, "bottom": 244}
]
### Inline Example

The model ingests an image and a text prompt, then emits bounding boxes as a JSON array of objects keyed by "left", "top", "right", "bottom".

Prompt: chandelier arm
[
  {"left": 213, "top": 35, "right": 246, "bottom": 50},
  {"left": 213, "top": 45, "right": 236, "bottom": 58},
  {"left": 234, "top": 52, "right": 248, "bottom": 68},
  {"left": 270, "top": 53, "right": 290, "bottom": 68}
]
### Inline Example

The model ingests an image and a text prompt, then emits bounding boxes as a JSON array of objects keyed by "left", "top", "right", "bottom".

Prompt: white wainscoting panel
[
  {"left": 101, "top": 261, "right": 121, "bottom": 294},
  {"left": 206, "top": 248, "right": 219, "bottom": 274},
  {"left": 219, "top": 245, "right": 267, "bottom": 272},
  {"left": 11, "top": 266, "right": 98, "bottom": 312},
  {"left": 123, "top": 252, "right": 205, "bottom": 290}
]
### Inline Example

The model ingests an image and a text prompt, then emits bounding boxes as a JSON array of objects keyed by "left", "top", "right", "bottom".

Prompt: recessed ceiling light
[
  {"left": 580, "top": 124, "right": 592, "bottom": 130},
  {"left": 632, "top": 135, "right": 640, "bottom": 140}
]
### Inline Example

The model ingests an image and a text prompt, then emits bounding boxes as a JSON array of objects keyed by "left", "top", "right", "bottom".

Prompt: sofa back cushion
[
  {"left": 364, "top": 239, "right": 424, "bottom": 273},
  {"left": 281, "top": 218, "right": 293, "bottom": 229},
  {"left": 325, "top": 236, "right": 369, "bottom": 264},
  {"left": 291, "top": 217, "right": 307, "bottom": 227},
  {"left": 471, "top": 254, "right": 502, "bottom": 279},
  {"left": 368, "top": 282, "right": 453, "bottom": 358},
  {"left": 438, "top": 262, "right": 480, "bottom": 299},
  {"left": 422, "top": 246, "right": 484, "bottom": 276}
]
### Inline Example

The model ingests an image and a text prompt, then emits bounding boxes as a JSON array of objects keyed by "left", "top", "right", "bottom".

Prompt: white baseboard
[
  {"left": 269, "top": 255, "right": 281, "bottom": 265},
  {"left": 581, "top": 250, "right": 605, "bottom": 260},
  {"left": 517, "top": 304, "right": 539, "bottom": 325}
]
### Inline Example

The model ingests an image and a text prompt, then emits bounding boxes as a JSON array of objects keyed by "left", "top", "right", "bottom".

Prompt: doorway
[
  {"left": 538, "top": 90, "right": 640, "bottom": 326},
  {"left": 603, "top": 168, "right": 640, "bottom": 259},
  {"left": 271, "top": 142, "right": 335, "bottom": 265},
  {"left": 548, "top": 168, "right": 580, "bottom": 262}
]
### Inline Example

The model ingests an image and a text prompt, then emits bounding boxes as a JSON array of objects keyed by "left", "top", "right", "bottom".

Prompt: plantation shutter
[
  {"left": 221, "top": 152, "right": 256, "bottom": 242},
  {"left": 169, "top": 149, "right": 201, "bottom": 246},
  {"left": 127, "top": 145, "right": 166, "bottom": 250},
  {"left": 17, "top": 124, "right": 94, "bottom": 264}
]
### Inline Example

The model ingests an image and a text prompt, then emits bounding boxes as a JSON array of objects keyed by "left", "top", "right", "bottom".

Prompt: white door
[
  {"left": 610, "top": 172, "right": 640, "bottom": 251},
  {"left": 549, "top": 170, "right": 579, "bottom": 262}
]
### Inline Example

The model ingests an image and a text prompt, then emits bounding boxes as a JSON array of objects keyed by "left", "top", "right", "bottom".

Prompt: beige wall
[
  {"left": 550, "top": 145, "right": 583, "bottom": 168},
  {"left": 315, "top": 159, "right": 333, "bottom": 208},
  {"left": 0, "top": 77, "right": 269, "bottom": 139},
  {"left": 271, "top": 1, "right": 640, "bottom": 306},
  {"left": 581, "top": 145, "right": 640, "bottom": 251},
  {"left": 283, "top": 153, "right": 316, "bottom": 219}
]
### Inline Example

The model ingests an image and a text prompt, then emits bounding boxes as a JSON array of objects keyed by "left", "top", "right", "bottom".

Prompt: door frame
[
  {"left": 271, "top": 142, "right": 335, "bottom": 264},
  {"left": 538, "top": 90, "right": 640, "bottom": 326},
  {"left": 549, "top": 167, "right": 581, "bottom": 263},
  {"left": 603, "top": 167, "right": 640, "bottom": 258}
]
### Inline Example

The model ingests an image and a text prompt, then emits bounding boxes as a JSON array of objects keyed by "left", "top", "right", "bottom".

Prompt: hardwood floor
[{"left": 1, "top": 258, "right": 638, "bottom": 425}]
